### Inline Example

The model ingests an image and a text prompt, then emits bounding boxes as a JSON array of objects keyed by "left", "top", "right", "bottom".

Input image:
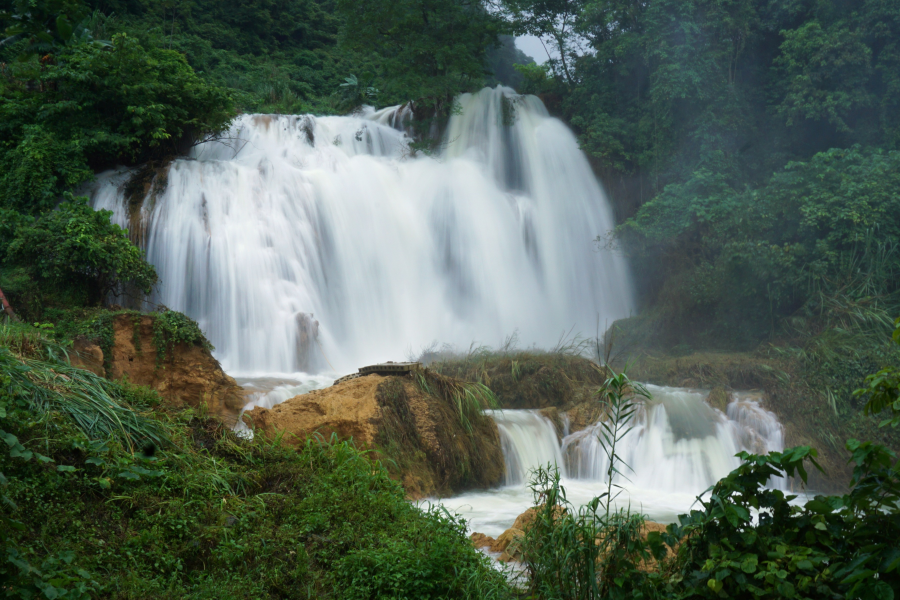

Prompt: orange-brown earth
[{"left": 70, "top": 315, "right": 246, "bottom": 424}]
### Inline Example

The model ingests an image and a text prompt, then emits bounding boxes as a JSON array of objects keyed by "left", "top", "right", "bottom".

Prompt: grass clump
[
  {"left": 151, "top": 308, "right": 213, "bottom": 366},
  {"left": 425, "top": 339, "right": 607, "bottom": 411},
  {"left": 0, "top": 324, "right": 514, "bottom": 599}
]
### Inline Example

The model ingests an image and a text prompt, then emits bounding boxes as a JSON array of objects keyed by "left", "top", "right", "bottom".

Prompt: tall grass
[
  {"left": 414, "top": 369, "right": 498, "bottom": 434},
  {"left": 0, "top": 323, "right": 168, "bottom": 449}
]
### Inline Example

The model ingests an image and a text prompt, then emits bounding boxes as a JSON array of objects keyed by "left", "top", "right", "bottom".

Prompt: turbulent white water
[
  {"left": 90, "top": 87, "right": 632, "bottom": 376},
  {"left": 563, "top": 385, "right": 785, "bottom": 492},
  {"left": 441, "top": 386, "right": 787, "bottom": 536},
  {"left": 489, "top": 410, "right": 567, "bottom": 485}
]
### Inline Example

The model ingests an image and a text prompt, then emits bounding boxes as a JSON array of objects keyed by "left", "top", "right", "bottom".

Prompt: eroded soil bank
[
  {"left": 69, "top": 314, "right": 246, "bottom": 425},
  {"left": 244, "top": 371, "right": 504, "bottom": 498}
]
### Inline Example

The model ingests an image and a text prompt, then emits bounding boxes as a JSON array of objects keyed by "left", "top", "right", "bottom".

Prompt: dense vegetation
[
  {"left": 0, "top": 323, "right": 512, "bottom": 599},
  {"left": 2, "top": 0, "right": 899, "bottom": 597},
  {"left": 504, "top": 0, "right": 899, "bottom": 347}
]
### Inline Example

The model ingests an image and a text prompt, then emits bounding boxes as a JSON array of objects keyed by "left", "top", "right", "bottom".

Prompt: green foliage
[
  {"left": 485, "top": 34, "right": 535, "bottom": 89},
  {"left": 0, "top": 30, "right": 233, "bottom": 212},
  {"left": 503, "top": 0, "right": 581, "bottom": 87},
  {"left": 0, "top": 346, "right": 513, "bottom": 598},
  {"left": 0, "top": 0, "right": 93, "bottom": 59},
  {"left": 5, "top": 195, "right": 157, "bottom": 306},
  {"left": 524, "top": 441, "right": 900, "bottom": 600},
  {"left": 856, "top": 317, "right": 900, "bottom": 427},
  {"left": 616, "top": 146, "right": 900, "bottom": 348},
  {"left": 82, "top": 0, "right": 360, "bottom": 114},
  {"left": 513, "top": 62, "right": 554, "bottom": 95},
  {"left": 335, "top": 0, "right": 503, "bottom": 108},
  {"left": 664, "top": 441, "right": 900, "bottom": 599},
  {"left": 151, "top": 308, "right": 212, "bottom": 367}
]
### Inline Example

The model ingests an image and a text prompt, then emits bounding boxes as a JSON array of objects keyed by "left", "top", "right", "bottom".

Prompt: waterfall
[
  {"left": 561, "top": 385, "right": 786, "bottom": 492},
  {"left": 454, "top": 388, "right": 788, "bottom": 533},
  {"left": 485, "top": 386, "right": 785, "bottom": 494},
  {"left": 488, "top": 410, "right": 566, "bottom": 485},
  {"left": 89, "top": 87, "right": 632, "bottom": 375}
]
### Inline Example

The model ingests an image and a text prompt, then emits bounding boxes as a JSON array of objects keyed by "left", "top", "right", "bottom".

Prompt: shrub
[{"left": 6, "top": 195, "right": 157, "bottom": 306}]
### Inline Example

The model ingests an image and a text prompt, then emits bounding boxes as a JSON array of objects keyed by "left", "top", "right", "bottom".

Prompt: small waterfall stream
[{"left": 488, "top": 410, "right": 567, "bottom": 485}]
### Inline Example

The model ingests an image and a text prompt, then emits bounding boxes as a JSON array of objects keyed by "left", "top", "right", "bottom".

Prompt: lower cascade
[
  {"left": 457, "top": 385, "right": 786, "bottom": 534},
  {"left": 562, "top": 385, "right": 785, "bottom": 492},
  {"left": 489, "top": 410, "right": 568, "bottom": 485}
]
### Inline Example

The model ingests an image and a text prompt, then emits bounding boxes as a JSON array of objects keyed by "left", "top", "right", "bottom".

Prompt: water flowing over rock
[
  {"left": 90, "top": 87, "right": 633, "bottom": 375},
  {"left": 490, "top": 409, "right": 567, "bottom": 485},
  {"left": 562, "top": 385, "right": 785, "bottom": 492}
]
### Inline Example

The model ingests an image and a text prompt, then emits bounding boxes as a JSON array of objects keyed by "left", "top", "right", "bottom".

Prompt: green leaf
[
  {"left": 56, "top": 16, "right": 73, "bottom": 41},
  {"left": 741, "top": 556, "right": 758, "bottom": 574},
  {"left": 1, "top": 430, "right": 18, "bottom": 448},
  {"left": 56, "top": 465, "right": 76, "bottom": 472},
  {"left": 10, "top": 446, "right": 33, "bottom": 460}
]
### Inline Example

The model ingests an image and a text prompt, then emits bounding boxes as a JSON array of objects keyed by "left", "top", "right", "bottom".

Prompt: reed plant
[{"left": 522, "top": 367, "right": 662, "bottom": 599}]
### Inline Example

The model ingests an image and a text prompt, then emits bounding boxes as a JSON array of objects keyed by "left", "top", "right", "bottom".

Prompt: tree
[
  {"left": 335, "top": 0, "right": 503, "bottom": 107},
  {"left": 6, "top": 196, "right": 157, "bottom": 306},
  {"left": 0, "top": 31, "right": 233, "bottom": 213},
  {"left": 503, "top": 0, "right": 583, "bottom": 86}
]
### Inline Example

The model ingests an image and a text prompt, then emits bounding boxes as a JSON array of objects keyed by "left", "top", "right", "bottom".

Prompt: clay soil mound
[
  {"left": 245, "top": 372, "right": 505, "bottom": 498},
  {"left": 245, "top": 375, "right": 384, "bottom": 447},
  {"left": 70, "top": 315, "right": 246, "bottom": 425}
]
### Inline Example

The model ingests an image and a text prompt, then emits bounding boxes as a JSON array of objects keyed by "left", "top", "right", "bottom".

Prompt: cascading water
[
  {"left": 441, "top": 386, "right": 788, "bottom": 536},
  {"left": 90, "top": 87, "right": 633, "bottom": 376},
  {"left": 562, "top": 385, "right": 785, "bottom": 492},
  {"left": 489, "top": 410, "right": 566, "bottom": 485}
]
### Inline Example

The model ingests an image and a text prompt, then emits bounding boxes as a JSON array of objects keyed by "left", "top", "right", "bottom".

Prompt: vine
[{"left": 131, "top": 315, "right": 143, "bottom": 354}]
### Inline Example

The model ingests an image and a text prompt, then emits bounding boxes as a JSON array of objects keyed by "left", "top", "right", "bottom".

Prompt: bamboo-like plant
[
  {"left": 596, "top": 368, "right": 651, "bottom": 520},
  {"left": 522, "top": 367, "right": 657, "bottom": 600}
]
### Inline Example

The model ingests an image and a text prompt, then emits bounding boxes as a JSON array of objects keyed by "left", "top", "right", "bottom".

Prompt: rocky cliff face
[{"left": 70, "top": 315, "right": 246, "bottom": 425}]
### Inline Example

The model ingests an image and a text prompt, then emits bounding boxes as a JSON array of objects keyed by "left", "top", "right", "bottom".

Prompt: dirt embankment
[
  {"left": 244, "top": 371, "right": 504, "bottom": 498},
  {"left": 69, "top": 315, "right": 246, "bottom": 425}
]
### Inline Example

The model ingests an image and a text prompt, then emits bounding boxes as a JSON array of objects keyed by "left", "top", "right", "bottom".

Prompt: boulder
[
  {"left": 706, "top": 386, "right": 729, "bottom": 413},
  {"left": 245, "top": 371, "right": 504, "bottom": 498}
]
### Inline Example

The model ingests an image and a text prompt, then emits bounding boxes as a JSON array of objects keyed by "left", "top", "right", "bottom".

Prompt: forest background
[
  {"left": 1, "top": 0, "right": 899, "bottom": 463},
  {"left": 2, "top": 1, "right": 900, "bottom": 598}
]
